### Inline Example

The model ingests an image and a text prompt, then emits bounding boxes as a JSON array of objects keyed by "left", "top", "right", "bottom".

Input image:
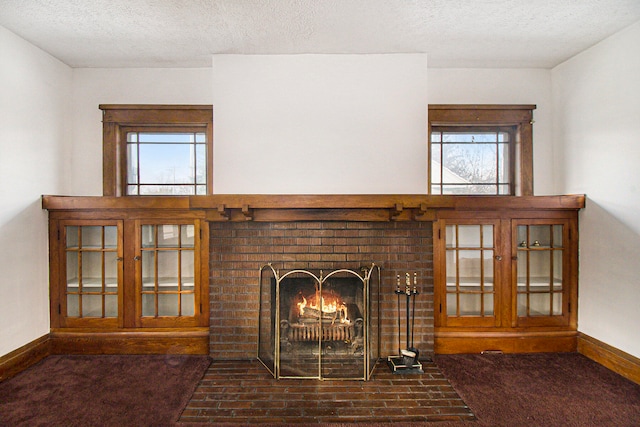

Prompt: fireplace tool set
[{"left": 387, "top": 272, "right": 424, "bottom": 373}]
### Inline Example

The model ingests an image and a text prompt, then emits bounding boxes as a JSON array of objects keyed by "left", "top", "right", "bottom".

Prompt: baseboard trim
[
  {"left": 435, "top": 330, "right": 577, "bottom": 354},
  {"left": 578, "top": 333, "right": 640, "bottom": 385},
  {"left": 49, "top": 329, "right": 209, "bottom": 355},
  {"left": 0, "top": 334, "right": 51, "bottom": 382}
]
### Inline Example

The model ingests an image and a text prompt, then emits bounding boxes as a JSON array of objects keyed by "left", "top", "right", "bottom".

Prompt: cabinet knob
[
  {"left": 116, "top": 257, "right": 123, "bottom": 261},
  {"left": 134, "top": 256, "right": 141, "bottom": 261},
  {"left": 495, "top": 255, "right": 503, "bottom": 261}
]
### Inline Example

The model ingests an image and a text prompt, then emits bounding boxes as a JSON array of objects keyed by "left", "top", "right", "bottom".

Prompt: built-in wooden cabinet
[
  {"left": 46, "top": 197, "right": 209, "bottom": 354},
  {"left": 44, "top": 194, "right": 584, "bottom": 356},
  {"left": 433, "top": 210, "right": 578, "bottom": 353}
]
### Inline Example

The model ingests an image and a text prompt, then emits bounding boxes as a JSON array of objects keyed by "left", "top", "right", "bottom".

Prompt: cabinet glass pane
[
  {"left": 66, "top": 226, "right": 79, "bottom": 248},
  {"left": 446, "top": 292, "right": 457, "bottom": 316},
  {"left": 139, "top": 223, "right": 197, "bottom": 319},
  {"left": 458, "top": 250, "right": 481, "bottom": 281},
  {"left": 65, "top": 225, "right": 119, "bottom": 319},
  {"left": 445, "top": 225, "right": 456, "bottom": 248},
  {"left": 158, "top": 294, "right": 179, "bottom": 316},
  {"left": 482, "top": 225, "right": 493, "bottom": 248},
  {"left": 459, "top": 293, "right": 481, "bottom": 315},
  {"left": 142, "top": 294, "right": 155, "bottom": 317},
  {"left": 516, "top": 223, "right": 565, "bottom": 319},
  {"left": 158, "top": 225, "right": 179, "bottom": 247},
  {"left": 517, "top": 293, "right": 527, "bottom": 316},
  {"left": 181, "top": 294, "right": 195, "bottom": 316},
  {"left": 105, "top": 295, "right": 118, "bottom": 317},
  {"left": 517, "top": 251, "right": 527, "bottom": 285},
  {"left": 158, "top": 251, "right": 179, "bottom": 283},
  {"left": 529, "top": 225, "right": 551, "bottom": 248},
  {"left": 66, "top": 252, "right": 79, "bottom": 285},
  {"left": 67, "top": 294, "right": 79, "bottom": 317},
  {"left": 81, "top": 226, "right": 103, "bottom": 248},
  {"left": 104, "top": 226, "right": 118, "bottom": 248},
  {"left": 181, "top": 251, "right": 195, "bottom": 284},
  {"left": 82, "top": 252, "right": 103, "bottom": 286},
  {"left": 529, "top": 251, "right": 551, "bottom": 287},
  {"left": 484, "top": 292, "right": 494, "bottom": 316},
  {"left": 142, "top": 251, "right": 155, "bottom": 289},
  {"left": 458, "top": 225, "right": 481, "bottom": 248},
  {"left": 444, "top": 223, "right": 495, "bottom": 319},
  {"left": 181, "top": 224, "right": 195, "bottom": 247},
  {"left": 529, "top": 293, "right": 551, "bottom": 316},
  {"left": 82, "top": 294, "right": 102, "bottom": 317},
  {"left": 142, "top": 225, "right": 155, "bottom": 248},
  {"left": 104, "top": 252, "right": 118, "bottom": 287},
  {"left": 553, "top": 225, "right": 563, "bottom": 248},
  {"left": 553, "top": 250, "right": 563, "bottom": 289}
]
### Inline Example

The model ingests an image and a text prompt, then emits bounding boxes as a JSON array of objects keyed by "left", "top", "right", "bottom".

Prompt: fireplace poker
[
  {"left": 411, "top": 272, "right": 417, "bottom": 349},
  {"left": 395, "top": 274, "right": 402, "bottom": 356}
]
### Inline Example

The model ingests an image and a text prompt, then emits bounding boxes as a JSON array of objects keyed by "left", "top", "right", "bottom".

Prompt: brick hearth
[{"left": 209, "top": 220, "right": 433, "bottom": 360}]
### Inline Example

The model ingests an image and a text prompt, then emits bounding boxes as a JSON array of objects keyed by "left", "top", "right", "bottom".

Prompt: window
[
  {"left": 100, "top": 105, "right": 213, "bottom": 196},
  {"left": 428, "top": 105, "right": 535, "bottom": 196}
]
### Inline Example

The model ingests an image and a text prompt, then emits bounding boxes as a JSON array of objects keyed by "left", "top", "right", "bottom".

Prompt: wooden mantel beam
[{"left": 42, "top": 194, "right": 586, "bottom": 212}]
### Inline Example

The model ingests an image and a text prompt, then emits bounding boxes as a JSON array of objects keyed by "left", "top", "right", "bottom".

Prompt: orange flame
[{"left": 297, "top": 291, "right": 350, "bottom": 324}]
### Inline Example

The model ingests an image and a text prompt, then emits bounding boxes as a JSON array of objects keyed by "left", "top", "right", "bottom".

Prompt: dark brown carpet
[
  {"left": 435, "top": 352, "right": 640, "bottom": 427},
  {"left": 1, "top": 352, "right": 639, "bottom": 426},
  {"left": 0, "top": 354, "right": 211, "bottom": 426}
]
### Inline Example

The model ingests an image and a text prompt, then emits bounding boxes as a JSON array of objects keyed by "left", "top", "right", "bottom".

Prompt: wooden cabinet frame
[
  {"left": 46, "top": 202, "right": 210, "bottom": 354},
  {"left": 434, "top": 209, "right": 579, "bottom": 354},
  {"left": 44, "top": 194, "right": 583, "bottom": 355}
]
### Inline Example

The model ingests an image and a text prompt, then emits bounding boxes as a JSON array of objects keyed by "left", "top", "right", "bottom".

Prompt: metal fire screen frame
[{"left": 257, "top": 263, "right": 381, "bottom": 380}]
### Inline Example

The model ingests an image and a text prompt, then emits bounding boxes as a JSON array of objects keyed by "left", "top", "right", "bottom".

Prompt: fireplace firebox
[{"left": 258, "top": 264, "right": 380, "bottom": 380}]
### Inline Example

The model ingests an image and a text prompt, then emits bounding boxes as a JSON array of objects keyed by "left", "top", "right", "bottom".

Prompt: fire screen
[{"left": 258, "top": 264, "right": 380, "bottom": 380}]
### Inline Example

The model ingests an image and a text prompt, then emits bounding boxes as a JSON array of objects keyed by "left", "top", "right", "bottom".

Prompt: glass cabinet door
[
  {"left": 514, "top": 220, "right": 570, "bottom": 326},
  {"left": 62, "top": 221, "right": 122, "bottom": 326},
  {"left": 441, "top": 220, "right": 500, "bottom": 327},
  {"left": 137, "top": 221, "right": 200, "bottom": 326}
]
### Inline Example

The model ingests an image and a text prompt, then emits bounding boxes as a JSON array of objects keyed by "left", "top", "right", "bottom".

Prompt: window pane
[
  {"left": 139, "top": 144, "right": 194, "bottom": 184},
  {"left": 430, "top": 125, "right": 516, "bottom": 196},
  {"left": 127, "top": 143, "right": 138, "bottom": 184},
  {"left": 139, "top": 133, "right": 194, "bottom": 143},
  {"left": 196, "top": 144, "right": 206, "bottom": 184},
  {"left": 138, "top": 185, "right": 196, "bottom": 195},
  {"left": 125, "top": 130, "right": 208, "bottom": 196}
]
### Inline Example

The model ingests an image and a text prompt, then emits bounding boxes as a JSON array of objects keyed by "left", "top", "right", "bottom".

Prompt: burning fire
[{"left": 297, "top": 291, "right": 350, "bottom": 324}]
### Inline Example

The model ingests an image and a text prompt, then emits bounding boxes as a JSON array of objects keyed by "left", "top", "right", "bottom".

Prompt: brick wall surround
[{"left": 209, "top": 220, "right": 433, "bottom": 360}]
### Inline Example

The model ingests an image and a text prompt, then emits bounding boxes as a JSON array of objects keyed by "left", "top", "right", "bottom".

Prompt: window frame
[
  {"left": 428, "top": 105, "right": 535, "bottom": 196},
  {"left": 100, "top": 105, "right": 213, "bottom": 197}
]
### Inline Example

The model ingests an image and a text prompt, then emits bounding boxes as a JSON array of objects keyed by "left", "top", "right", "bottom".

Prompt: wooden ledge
[{"left": 42, "top": 194, "right": 586, "bottom": 220}]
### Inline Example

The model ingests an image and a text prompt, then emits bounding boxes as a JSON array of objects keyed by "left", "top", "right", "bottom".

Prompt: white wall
[
  {"left": 70, "top": 68, "right": 214, "bottom": 195},
  {"left": 552, "top": 21, "right": 640, "bottom": 358},
  {"left": 212, "top": 54, "right": 428, "bottom": 194},
  {"left": 428, "top": 68, "right": 555, "bottom": 195},
  {"left": 0, "top": 26, "right": 72, "bottom": 357}
]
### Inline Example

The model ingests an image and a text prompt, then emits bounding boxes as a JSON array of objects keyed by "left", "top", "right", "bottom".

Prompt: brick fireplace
[{"left": 209, "top": 220, "right": 434, "bottom": 361}]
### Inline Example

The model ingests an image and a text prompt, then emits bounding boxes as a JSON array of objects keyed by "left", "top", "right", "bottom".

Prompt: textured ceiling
[{"left": 1, "top": 0, "right": 640, "bottom": 68}]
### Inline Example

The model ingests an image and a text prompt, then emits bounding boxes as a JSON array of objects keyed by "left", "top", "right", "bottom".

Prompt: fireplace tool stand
[{"left": 388, "top": 272, "right": 424, "bottom": 374}]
